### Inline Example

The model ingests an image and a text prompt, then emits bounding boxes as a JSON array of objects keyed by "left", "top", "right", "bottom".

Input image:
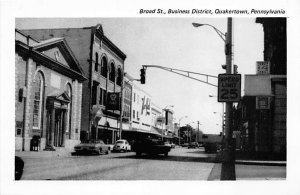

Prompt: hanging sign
[{"left": 106, "top": 92, "right": 120, "bottom": 110}]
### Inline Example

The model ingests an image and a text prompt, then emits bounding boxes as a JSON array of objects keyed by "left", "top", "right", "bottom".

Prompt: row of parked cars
[{"left": 73, "top": 138, "right": 175, "bottom": 156}]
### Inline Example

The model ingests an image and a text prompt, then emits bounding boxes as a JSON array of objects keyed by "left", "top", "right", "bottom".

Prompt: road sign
[{"left": 218, "top": 74, "right": 241, "bottom": 102}]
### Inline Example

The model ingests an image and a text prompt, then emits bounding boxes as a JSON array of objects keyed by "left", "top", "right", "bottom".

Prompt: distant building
[
  {"left": 131, "top": 84, "right": 152, "bottom": 133},
  {"left": 22, "top": 24, "right": 127, "bottom": 144},
  {"left": 15, "top": 30, "right": 86, "bottom": 151}
]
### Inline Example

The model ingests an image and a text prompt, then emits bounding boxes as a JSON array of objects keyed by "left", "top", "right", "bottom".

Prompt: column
[
  {"left": 62, "top": 110, "right": 67, "bottom": 147},
  {"left": 50, "top": 108, "right": 55, "bottom": 147}
]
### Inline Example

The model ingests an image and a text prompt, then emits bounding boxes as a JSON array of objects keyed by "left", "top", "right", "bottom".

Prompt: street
[{"left": 18, "top": 147, "right": 216, "bottom": 180}]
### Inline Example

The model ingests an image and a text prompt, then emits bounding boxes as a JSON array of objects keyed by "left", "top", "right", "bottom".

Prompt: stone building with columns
[
  {"left": 22, "top": 24, "right": 127, "bottom": 144},
  {"left": 15, "top": 30, "right": 86, "bottom": 151}
]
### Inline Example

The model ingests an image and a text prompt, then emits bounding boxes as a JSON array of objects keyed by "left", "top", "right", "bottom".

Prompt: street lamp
[
  {"left": 193, "top": 18, "right": 235, "bottom": 180},
  {"left": 192, "top": 23, "right": 226, "bottom": 42},
  {"left": 178, "top": 116, "right": 187, "bottom": 146}
]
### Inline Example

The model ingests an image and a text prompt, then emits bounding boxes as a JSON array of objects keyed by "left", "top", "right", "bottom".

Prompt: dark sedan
[{"left": 132, "top": 138, "right": 171, "bottom": 157}]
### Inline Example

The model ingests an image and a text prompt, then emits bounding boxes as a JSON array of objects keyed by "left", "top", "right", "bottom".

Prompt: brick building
[
  {"left": 236, "top": 18, "right": 286, "bottom": 157},
  {"left": 15, "top": 30, "right": 86, "bottom": 151},
  {"left": 22, "top": 24, "right": 127, "bottom": 144}
]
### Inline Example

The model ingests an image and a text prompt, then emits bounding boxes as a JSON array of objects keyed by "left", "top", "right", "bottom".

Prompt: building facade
[
  {"left": 22, "top": 24, "right": 127, "bottom": 144},
  {"left": 236, "top": 18, "right": 286, "bottom": 157},
  {"left": 15, "top": 30, "right": 86, "bottom": 151}
]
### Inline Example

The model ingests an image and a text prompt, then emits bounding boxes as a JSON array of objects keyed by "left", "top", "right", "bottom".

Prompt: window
[
  {"left": 116, "top": 67, "right": 122, "bottom": 86},
  {"left": 99, "top": 88, "right": 107, "bottom": 106},
  {"left": 33, "top": 72, "right": 44, "bottom": 128},
  {"left": 133, "top": 93, "right": 136, "bottom": 102},
  {"left": 133, "top": 110, "right": 135, "bottom": 119},
  {"left": 66, "top": 83, "right": 72, "bottom": 136},
  {"left": 95, "top": 52, "right": 99, "bottom": 72},
  {"left": 92, "top": 82, "right": 98, "bottom": 105},
  {"left": 109, "top": 63, "right": 115, "bottom": 82},
  {"left": 101, "top": 57, "right": 108, "bottom": 77}
]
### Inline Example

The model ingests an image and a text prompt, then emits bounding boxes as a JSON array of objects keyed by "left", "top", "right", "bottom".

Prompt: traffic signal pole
[{"left": 221, "top": 17, "right": 236, "bottom": 180}]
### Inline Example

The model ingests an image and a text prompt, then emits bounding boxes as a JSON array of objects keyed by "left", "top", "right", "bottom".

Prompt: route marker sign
[{"left": 218, "top": 74, "right": 241, "bottom": 102}]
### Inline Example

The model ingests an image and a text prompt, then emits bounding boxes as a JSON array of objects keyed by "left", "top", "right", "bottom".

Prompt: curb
[{"left": 235, "top": 160, "right": 286, "bottom": 166}]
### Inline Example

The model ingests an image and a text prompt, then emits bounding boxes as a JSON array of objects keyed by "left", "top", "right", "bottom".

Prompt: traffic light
[
  {"left": 140, "top": 68, "right": 146, "bottom": 84},
  {"left": 233, "top": 65, "right": 238, "bottom": 74}
]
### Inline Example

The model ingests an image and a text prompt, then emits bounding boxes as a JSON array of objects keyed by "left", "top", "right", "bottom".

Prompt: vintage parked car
[
  {"left": 132, "top": 138, "right": 171, "bottom": 157},
  {"left": 188, "top": 142, "right": 198, "bottom": 149},
  {"left": 113, "top": 139, "right": 131, "bottom": 152},
  {"left": 74, "top": 139, "right": 111, "bottom": 155}
]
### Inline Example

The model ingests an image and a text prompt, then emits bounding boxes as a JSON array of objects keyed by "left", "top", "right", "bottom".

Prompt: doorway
[{"left": 54, "top": 109, "right": 65, "bottom": 147}]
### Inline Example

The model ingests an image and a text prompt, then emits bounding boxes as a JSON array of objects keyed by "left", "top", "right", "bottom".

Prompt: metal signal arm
[{"left": 142, "top": 65, "right": 218, "bottom": 87}]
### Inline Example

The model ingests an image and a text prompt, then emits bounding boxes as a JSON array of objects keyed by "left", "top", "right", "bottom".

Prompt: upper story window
[
  {"left": 33, "top": 72, "right": 44, "bottom": 129},
  {"left": 116, "top": 67, "right": 122, "bottom": 86},
  {"left": 101, "top": 57, "right": 108, "bottom": 77},
  {"left": 99, "top": 88, "right": 107, "bottom": 106},
  {"left": 92, "top": 81, "right": 98, "bottom": 105},
  {"left": 109, "top": 62, "right": 115, "bottom": 82},
  {"left": 95, "top": 52, "right": 99, "bottom": 72}
]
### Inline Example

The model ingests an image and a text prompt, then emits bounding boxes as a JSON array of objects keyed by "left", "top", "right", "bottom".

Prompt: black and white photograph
[{"left": 1, "top": 0, "right": 300, "bottom": 195}]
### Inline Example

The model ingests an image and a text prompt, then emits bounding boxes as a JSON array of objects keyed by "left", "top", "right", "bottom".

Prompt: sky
[{"left": 15, "top": 17, "right": 263, "bottom": 134}]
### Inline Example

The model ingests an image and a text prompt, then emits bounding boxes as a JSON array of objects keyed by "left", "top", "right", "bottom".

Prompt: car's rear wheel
[
  {"left": 136, "top": 152, "right": 141, "bottom": 157},
  {"left": 164, "top": 152, "right": 168, "bottom": 157}
]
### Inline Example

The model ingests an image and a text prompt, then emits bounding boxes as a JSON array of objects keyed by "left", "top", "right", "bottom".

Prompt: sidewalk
[
  {"left": 15, "top": 148, "right": 74, "bottom": 159},
  {"left": 208, "top": 150, "right": 286, "bottom": 181}
]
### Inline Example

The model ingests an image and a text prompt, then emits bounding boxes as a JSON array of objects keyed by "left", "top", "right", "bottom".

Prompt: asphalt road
[{"left": 19, "top": 147, "right": 216, "bottom": 180}]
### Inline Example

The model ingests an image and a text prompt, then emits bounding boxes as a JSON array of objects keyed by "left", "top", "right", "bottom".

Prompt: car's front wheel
[{"left": 164, "top": 152, "right": 168, "bottom": 157}]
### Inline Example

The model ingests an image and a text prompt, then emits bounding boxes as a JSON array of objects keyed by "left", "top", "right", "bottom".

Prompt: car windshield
[{"left": 116, "top": 141, "right": 124, "bottom": 144}]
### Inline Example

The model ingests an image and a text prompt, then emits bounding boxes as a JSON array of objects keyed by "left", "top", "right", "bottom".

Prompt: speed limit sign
[{"left": 218, "top": 74, "right": 241, "bottom": 102}]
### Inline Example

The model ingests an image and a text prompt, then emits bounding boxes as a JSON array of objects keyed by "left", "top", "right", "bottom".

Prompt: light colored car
[
  {"left": 164, "top": 142, "right": 172, "bottom": 148},
  {"left": 113, "top": 139, "right": 131, "bottom": 152},
  {"left": 74, "top": 139, "right": 111, "bottom": 155}
]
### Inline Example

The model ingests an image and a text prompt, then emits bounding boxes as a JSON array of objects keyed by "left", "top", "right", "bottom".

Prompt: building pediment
[
  {"left": 46, "top": 91, "right": 70, "bottom": 110},
  {"left": 32, "top": 38, "right": 82, "bottom": 73}
]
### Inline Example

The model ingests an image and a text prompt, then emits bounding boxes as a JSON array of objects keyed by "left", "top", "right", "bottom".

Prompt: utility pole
[
  {"left": 221, "top": 17, "right": 236, "bottom": 180},
  {"left": 197, "top": 121, "right": 200, "bottom": 143}
]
